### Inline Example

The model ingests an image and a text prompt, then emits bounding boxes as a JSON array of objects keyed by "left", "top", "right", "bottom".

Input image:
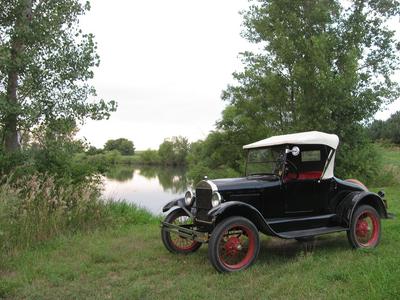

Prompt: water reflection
[
  {"left": 106, "top": 166, "right": 134, "bottom": 182},
  {"left": 139, "top": 166, "right": 190, "bottom": 194},
  {"left": 103, "top": 166, "right": 192, "bottom": 214}
]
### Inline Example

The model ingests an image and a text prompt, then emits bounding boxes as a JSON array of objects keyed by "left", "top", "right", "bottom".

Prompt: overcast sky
[{"left": 77, "top": 0, "right": 400, "bottom": 150}]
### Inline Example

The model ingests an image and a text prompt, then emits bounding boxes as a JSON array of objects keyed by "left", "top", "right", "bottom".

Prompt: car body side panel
[{"left": 335, "top": 191, "right": 388, "bottom": 226}]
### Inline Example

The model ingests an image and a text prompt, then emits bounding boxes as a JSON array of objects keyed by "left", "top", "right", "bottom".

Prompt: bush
[
  {"left": 140, "top": 149, "right": 160, "bottom": 165},
  {"left": 188, "top": 162, "right": 241, "bottom": 183},
  {"left": 335, "top": 140, "right": 400, "bottom": 187}
]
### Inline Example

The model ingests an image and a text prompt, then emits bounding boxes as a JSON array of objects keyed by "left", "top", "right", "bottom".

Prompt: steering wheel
[{"left": 285, "top": 159, "right": 299, "bottom": 180}]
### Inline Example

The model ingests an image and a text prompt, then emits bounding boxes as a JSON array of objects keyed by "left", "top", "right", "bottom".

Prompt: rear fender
[
  {"left": 208, "top": 201, "right": 278, "bottom": 236},
  {"left": 336, "top": 191, "right": 388, "bottom": 226}
]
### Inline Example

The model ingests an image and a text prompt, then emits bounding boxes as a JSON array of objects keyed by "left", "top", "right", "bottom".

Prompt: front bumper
[{"left": 161, "top": 221, "right": 210, "bottom": 243}]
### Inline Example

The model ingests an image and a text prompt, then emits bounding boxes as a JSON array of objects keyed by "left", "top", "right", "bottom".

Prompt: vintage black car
[{"left": 161, "top": 131, "right": 391, "bottom": 272}]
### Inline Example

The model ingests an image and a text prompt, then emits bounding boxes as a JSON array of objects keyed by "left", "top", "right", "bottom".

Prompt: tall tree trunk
[
  {"left": 4, "top": 57, "right": 20, "bottom": 152},
  {"left": 3, "top": 0, "right": 32, "bottom": 152}
]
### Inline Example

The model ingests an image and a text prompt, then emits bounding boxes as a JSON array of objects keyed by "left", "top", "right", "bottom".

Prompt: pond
[{"left": 102, "top": 165, "right": 192, "bottom": 214}]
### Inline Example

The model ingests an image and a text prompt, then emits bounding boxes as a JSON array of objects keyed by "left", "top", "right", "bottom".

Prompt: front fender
[
  {"left": 208, "top": 201, "right": 278, "bottom": 237},
  {"left": 162, "top": 197, "right": 185, "bottom": 213},
  {"left": 336, "top": 191, "right": 388, "bottom": 226}
]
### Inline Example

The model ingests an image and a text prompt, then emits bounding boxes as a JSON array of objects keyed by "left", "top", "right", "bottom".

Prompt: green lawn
[
  {"left": 378, "top": 144, "right": 400, "bottom": 167},
  {"left": 1, "top": 145, "right": 399, "bottom": 299},
  {"left": 1, "top": 185, "right": 399, "bottom": 299}
]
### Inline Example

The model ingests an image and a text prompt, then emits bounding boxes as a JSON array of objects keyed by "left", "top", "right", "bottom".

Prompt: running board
[
  {"left": 266, "top": 214, "right": 336, "bottom": 225},
  {"left": 266, "top": 214, "right": 338, "bottom": 233},
  {"left": 278, "top": 226, "right": 347, "bottom": 239}
]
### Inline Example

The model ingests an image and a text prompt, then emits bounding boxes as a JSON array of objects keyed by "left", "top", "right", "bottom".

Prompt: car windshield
[{"left": 246, "top": 147, "right": 284, "bottom": 177}]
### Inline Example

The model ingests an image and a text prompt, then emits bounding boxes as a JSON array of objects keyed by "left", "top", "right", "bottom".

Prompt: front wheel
[
  {"left": 347, "top": 205, "right": 381, "bottom": 249},
  {"left": 161, "top": 209, "right": 202, "bottom": 254},
  {"left": 208, "top": 216, "right": 260, "bottom": 273}
]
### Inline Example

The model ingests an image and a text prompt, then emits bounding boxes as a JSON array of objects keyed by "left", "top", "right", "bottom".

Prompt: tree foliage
[
  {"left": 190, "top": 0, "right": 400, "bottom": 182},
  {"left": 158, "top": 136, "right": 189, "bottom": 166},
  {"left": 104, "top": 138, "right": 135, "bottom": 155},
  {"left": 222, "top": 0, "right": 399, "bottom": 135},
  {"left": 0, "top": 0, "right": 116, "bottom": 152},
  {"left": 140, "top": 149, "right": 160, "bottom": 165},
  {"left": 368, "top": 111, "right": 400, "bottom": 144}
]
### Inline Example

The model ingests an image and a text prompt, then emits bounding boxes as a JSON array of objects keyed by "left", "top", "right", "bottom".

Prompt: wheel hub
[
  {"left": 224, "top": 236, "right": 242, "bottom": 256},
  {"left": 356, "top": 219, "right": 369, "bottom": 237}
]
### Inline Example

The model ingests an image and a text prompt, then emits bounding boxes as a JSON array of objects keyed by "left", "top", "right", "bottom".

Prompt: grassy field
[
  {"left": 1, "top": 146, "right": 399, "bottom": 299},
  {"left": 378, "top": 144, "right": 400, "bottom": 167}
]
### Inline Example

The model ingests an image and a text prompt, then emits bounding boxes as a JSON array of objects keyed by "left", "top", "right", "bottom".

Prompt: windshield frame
[{"left": 244, "top": 145, "right": 287, "bottom": 178}]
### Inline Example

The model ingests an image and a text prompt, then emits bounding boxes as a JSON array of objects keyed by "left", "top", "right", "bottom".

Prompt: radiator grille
[
  {"left": 195, "top": 186, "right": 212, "bottom": 222},
  {"left": 195, "top": 188, "right": 212, "bottom": 209}
]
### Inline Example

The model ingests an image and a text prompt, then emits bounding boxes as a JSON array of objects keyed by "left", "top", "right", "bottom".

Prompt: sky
[{"left": 77, "top": 0, "right": 400, "bottom": 150}]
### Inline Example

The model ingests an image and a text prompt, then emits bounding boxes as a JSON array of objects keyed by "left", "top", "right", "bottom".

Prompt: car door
[
  {"left": 282, "top": 146, "right": 331, "bottom": 216},
  {"left": 283, "top": 179, "right": 320, "bottom": 215}
]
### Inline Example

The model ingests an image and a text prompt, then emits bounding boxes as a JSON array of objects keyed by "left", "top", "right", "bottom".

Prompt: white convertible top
[
  {"left": 243, "top": 131, "right": 339, "bottom": 179},
  {"left": 243, "top": 131, "right": 339, "bottom": 150}
]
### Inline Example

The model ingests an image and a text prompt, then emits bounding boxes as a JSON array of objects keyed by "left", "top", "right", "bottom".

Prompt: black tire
[
  {"left": 161, "top": 209, "right": 202, "bottom": 254},
  {"left": 208, "top": 216, "right": 260, "bottom": 273},
  {"left": 347, "top": 205, "right": 381, "bottom": 249},
  {"left": 295, "top": 236, "right": 315, "bottom": 242}
]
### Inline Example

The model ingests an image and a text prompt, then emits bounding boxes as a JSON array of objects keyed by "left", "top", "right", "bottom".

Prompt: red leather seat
[{"left": 285, "top": 171, "right": 322, "bottom": 180}]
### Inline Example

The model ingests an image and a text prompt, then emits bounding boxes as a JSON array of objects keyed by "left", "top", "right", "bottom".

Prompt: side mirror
[{"left": 285, "top": 146, "right": 300, "bottom": 156}]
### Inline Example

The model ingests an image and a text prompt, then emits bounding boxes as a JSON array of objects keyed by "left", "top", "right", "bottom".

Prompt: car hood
[{"left": 210, "top": 176, "right": 280, "bottom": 192}]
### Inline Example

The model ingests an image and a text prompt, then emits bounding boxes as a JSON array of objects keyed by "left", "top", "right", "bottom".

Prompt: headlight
[
  {"left": 211, "top": 192, "right": 222, "bottom": 207},
  {"left": 184, "top": 190, "right": 194, "bottom": 206}
]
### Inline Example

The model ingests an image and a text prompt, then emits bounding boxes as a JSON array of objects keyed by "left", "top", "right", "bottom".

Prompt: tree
[
  {"left": 0, "top": 0, "right": 116, "bottom": 153},
  {"left": 158, "top": 136, "right": 189, "bottom": 166},
  {"left": 140, "top": 149, "right": 160, "bottom": 165},
  {"left": 215, "top": 0, "right": 399, "bottom": 180},
  {"left": 86, "top": 145, "right": 103, "bottom": 155},
  {"left": 368, "top": 111, "right": 400, "bottom": 144},
  {"left": 104, "top": 138, "right": 135, "bottom": 155}
]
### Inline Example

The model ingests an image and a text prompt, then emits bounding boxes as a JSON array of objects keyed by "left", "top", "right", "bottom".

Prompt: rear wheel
[
  {"left": 347, "top": 205, "right": 381, "bottom": 249},
  {"left": 208, "top": 216, "right": 260, "bottom": 273},
  {"left": 161, "top": 209, "right": 202, "bottom": 254}
]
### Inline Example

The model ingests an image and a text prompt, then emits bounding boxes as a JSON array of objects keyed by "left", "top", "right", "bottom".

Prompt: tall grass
[
  {"left": 0, "top": 174, "right": 157, "bottom": 256},
  {"left": 0, "top": 174, "right": 103, "bottom": 253}
]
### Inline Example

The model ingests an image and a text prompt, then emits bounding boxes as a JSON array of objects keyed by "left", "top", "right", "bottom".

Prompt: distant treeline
[
  {"left": 78, "top": 135, "right": 243, "bottom": 182},
  {"left": 368, "top": 111, "right": 400, "bottom": 144},
  {"left": 79, "top": 136, "right": 190, "bottom": 168}
]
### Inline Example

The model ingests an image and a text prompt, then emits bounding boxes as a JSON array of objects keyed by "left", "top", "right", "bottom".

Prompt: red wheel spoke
[
  {"left": 218, "top": 225, "right": 256, "bottom": 270},
  {"left": 169, "top": 214, "right": 198, "bottom": 251},
  {"left": 354, "top": 211, "right": 379, "bottom": 247}
]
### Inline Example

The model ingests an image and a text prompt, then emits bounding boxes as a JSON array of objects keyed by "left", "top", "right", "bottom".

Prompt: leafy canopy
[
  {"left": 221, "top": 0, "right": 399, "bottom": 137},
  {"left": 189, "top": 0, "right": 400, "bottom": 183},
  {"left": 0, "top": 0, "right": 116, "bottom": 151},
  {"left": 104, "top": 138, "right": 135, "bottom": 156},
  {"left": 158, "top": 136, "right": 189, "bottom": 166}
]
